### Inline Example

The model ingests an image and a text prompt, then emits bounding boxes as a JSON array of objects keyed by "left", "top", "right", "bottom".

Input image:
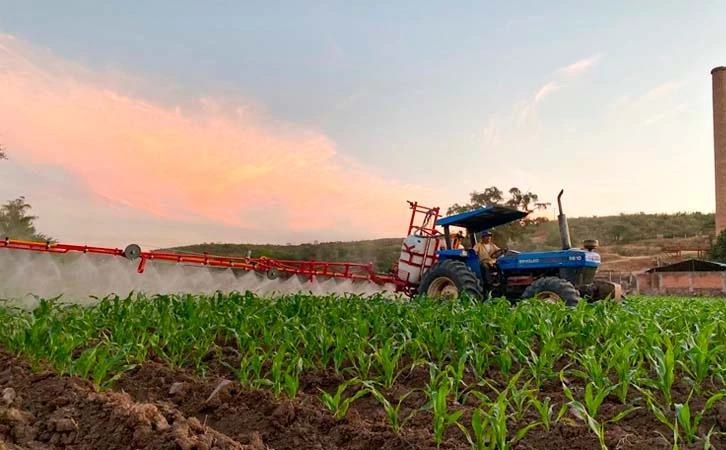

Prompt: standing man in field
[{"left": 473, "top": 230, "right": 500, "bottom": 291}]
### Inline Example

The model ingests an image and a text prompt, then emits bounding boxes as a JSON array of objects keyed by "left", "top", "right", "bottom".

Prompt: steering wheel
[{"left": 491, "top": 248, "right": 507, "bottom": 258}]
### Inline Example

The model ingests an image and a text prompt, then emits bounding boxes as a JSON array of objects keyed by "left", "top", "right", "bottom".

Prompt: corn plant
[
  {"left": 332, "top": 333, "right": 347, "bottom": 374},
  {"left": 468, "top": 343, "right": 493, "bottom": 380},
  {"left": 71, "top": 341, "right": 136, "bottom": 389},
  {"left": 479, "top": 370, "right": 533, "bottom": 422},
  {"left": 560, "top": 377, "right": 639, "bottom": 450},
  {"left": 571, "top": 346, "right": 611, "bottom": 392},
  {"left": 283, "top": 356, "right": 304, "bottom": 399},
  {"left": 318, "top": 378, "right": 368, "bottom": 421},
  {"left": 462, "top": 375, "right": 541, "bottom": 450},
  {"left": 644, "top": 335, "right": 677, "bottom": 408},
  {"left": 526, "top": 317, "right": 574, "bottom": 388},
  {"left": 348, "top": 343, "right": 374, "bottom": 380},
  {"left": 643, "top": 386, "right": 726, "bottom": 447},
  {"left": 605, "top": 339, "right": 640, "bottom": 404},
  {"left": 527, "top": 393, "right": 554, "bottom": 432},
  {"left": 235, "top": 348, "right": 267, "bottom": 389},
  {"left": 641, "top": 387, "right": 681, "bottom": 447},
  {"left": 459, "top": 408, "right": 489, "bottom": 450},
  {"left": 362, "top": 381, "right": 423, "bottom": 433},
  {"left": 371, "top": 337, "right": 407, "bottom": 388},
  {"left": 426, "top": 376, "right": 464, "bottom": 448},
  {"left": 679, "top": 323, "right": 725, "bottom": 390}
]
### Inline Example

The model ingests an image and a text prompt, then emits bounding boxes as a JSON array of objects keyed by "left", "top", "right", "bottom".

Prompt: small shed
[{"left": 637, "top": 259, "right": 726, "bottom": 296}]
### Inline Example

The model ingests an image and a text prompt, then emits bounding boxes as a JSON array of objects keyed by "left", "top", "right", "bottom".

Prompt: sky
[{"left": 1, "top": 1, "right": 725, "bottom": 248}]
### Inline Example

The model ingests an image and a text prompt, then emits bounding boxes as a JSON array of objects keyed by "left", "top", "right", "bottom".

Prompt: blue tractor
[{"left": 416, "top": 190, "right": 622, "bottom": 304}]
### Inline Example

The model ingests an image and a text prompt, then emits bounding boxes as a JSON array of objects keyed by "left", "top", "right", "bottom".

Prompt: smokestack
[{"left": 713, "top": 66, "right": 726, "bottom": 236}]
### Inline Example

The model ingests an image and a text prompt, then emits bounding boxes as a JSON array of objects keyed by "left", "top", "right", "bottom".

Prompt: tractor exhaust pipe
[{"left": 557, "top": 189, "right": 572, "bottom": 250}]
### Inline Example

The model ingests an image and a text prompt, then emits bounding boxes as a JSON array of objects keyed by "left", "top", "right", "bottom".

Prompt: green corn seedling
[
  {"left": 560, "top": 371, "right": 639, "bottom": 450},
  {"left": 427, "top": 377, "right": 464, "bottom": 448},
  {"left": 318, "top": 378, "right": 368, "bottom": 421},
  {"left": 362, "top": 381, "right": 422, "bottom": 433}
]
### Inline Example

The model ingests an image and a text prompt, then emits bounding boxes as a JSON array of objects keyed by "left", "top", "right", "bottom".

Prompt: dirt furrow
[
  {"left": 114, "top": 360, "right": 452, "bottom": 450},
  {"left": 0, "top": 351, "right": 251, "bottom": 450}
]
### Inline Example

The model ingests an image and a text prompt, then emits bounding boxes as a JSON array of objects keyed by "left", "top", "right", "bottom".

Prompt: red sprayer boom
[{"left": 0, "top": 201, "right": 446, "bottom": 298}]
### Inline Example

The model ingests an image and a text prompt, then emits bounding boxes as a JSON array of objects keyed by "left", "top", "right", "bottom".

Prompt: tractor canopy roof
[{"left": 436, "top": 205, "right": 528, "bottom": 233}]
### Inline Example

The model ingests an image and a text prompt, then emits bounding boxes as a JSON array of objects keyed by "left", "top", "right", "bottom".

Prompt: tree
[
  {"left": 446, "top": 186, "right": 545, "bottom": 216},
  {"left": 445, "top": 186, "right": 547, "bottom": 247},
  {"left": 0, "top": 143, "right": 6, "bottom": 160},
  {"left": 0, "top": 196, "right": 53, "bottom": 241},
  {"left": 505, "top": 187, "right": 540, "bottom": 211},
  {"left": 707, "top": 229, "right": 726, "bottom": 262},
  {"left": 447, "top": 187, "right": 504, "bottom": 215}
]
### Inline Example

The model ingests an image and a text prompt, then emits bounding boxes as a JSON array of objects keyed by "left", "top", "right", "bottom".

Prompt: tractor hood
[{"left": 436, "top": 205, "right": 529, "bottom": 233}]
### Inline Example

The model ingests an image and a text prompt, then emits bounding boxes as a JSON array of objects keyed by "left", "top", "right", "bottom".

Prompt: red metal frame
[
  {"left": 387, "top": 201, "right": 445, "bottom": 295},
  {"left": 1, "top": 238, "right": 400, "bottom": 285},
  {"left": 0, "top": 200, "right": 445, "bottom": 295},
  {"left": 1, "top": 238, "right": 126, "bottom": 257},
  {"left": 405, "top": 201, "right": 441, "bottom": 237}
]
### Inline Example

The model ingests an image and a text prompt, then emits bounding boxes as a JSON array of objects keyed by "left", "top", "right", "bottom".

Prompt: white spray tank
[
  {"left": 396, "top": 233, "right": 444, "bottom": 285},
  {"left": 396, "top": 205, "right": 445, "bottom": 285}
]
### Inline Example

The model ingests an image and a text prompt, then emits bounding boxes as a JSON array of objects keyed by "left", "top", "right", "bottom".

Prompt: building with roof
[{"left": 636, "top": 259, "right": 726, "bottom": 296}]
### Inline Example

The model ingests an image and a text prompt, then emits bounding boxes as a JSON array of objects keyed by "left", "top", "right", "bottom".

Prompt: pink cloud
[
  {"left": 533, "top": 81, "right": 559, "bottom": 103},
  {"left": 556, "top": 54, "right": 601, "bottom": 77},
  {"left": 0, "top": 34, "right": 435, "bottom": 241},
  {"left": 520, "top": 81, "right": 560, "bottom": 119}
]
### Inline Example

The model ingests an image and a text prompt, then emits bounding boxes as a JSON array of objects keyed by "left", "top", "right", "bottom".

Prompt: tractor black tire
[
  {"left": 521, "top": 276, "right": 581, "bottom": 306},
  {"left": 418, "top": 259, "right": 484, "bottom": 301}
]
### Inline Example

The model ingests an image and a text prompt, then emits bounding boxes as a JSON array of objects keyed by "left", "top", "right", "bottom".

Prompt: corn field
[{"left": 2, "top": 293, "right": 726, "bottom": 449}]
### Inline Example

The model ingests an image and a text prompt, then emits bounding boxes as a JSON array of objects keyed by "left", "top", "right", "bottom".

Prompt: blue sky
[{"left": 1, "top": 2, "right": 725, "bottom": 246}]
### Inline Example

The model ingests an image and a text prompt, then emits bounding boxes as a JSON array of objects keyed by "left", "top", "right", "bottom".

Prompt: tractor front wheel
[
  {"left": 418, "top": 260, "right": 484, "bottom": 301},
  {"left": 521, "top": 276, "right": 580, "bottom": 306}
]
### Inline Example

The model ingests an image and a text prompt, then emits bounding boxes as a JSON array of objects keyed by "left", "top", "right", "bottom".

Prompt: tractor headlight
[{"left": 461, "top": 250, "right": 468, "bottom": 257}]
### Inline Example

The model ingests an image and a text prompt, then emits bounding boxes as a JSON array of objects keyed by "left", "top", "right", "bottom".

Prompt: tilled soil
[
  {"left": 3, "top": 349, "right": 726, "bottom": 449},
  {"left": 0, "top": 351, "right": 250, "bottom": 450}
]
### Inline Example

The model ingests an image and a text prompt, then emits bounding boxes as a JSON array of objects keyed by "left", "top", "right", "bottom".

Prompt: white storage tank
[{"left": 396, "top": 234, "right": 443, "bottom": 285}]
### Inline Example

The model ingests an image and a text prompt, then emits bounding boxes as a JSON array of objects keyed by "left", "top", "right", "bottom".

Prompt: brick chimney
[{"left": 713, "top": 66, "right": 726, "bottom": 236}]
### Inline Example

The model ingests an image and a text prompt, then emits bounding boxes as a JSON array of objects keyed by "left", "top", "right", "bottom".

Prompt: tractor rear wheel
[
  {"left": 418, "top": 260, "right": 484, "bottom": 301},
  {"left": 521, "top": 276, "right": 580, "bottom": 306}
]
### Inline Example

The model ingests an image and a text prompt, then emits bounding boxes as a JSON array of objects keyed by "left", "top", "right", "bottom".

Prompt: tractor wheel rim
[
  {"left": 427, "top": 277, "right": 459, "bottom": 299},
  {"left": 535, "top": 290, "right": 562, "bottom": 303}
]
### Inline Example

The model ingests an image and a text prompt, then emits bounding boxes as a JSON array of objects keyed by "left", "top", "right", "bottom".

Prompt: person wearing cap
[
  {"left": 473, "top": 230, "right": 500, "bottom": 289},
  {"left": 451, "top": 230, "right": 465, "bottom": 249},
  {"left": 473, "top": 230, "right": 500, "bottom": 264}
]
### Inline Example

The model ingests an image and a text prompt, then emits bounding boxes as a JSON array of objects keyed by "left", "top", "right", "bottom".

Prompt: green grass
[{"left": 2, "top": 293, "right": 726, "bottom": 448}]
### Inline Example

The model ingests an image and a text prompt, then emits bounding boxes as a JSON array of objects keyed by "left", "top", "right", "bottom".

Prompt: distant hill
[
  {"left": 557, "top": 211, "right": 714, "bottom": 246},
  {"left": 167, "top": 238, "right": 403, "bottom": 273},
  {"left": 166, "top": 211, "right": 716, "bottom": 274}
]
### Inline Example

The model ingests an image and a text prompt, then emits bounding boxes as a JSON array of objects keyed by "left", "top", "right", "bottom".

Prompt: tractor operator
[{"left": 473, "top": 230, "right": 500, "bottom": 289}]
